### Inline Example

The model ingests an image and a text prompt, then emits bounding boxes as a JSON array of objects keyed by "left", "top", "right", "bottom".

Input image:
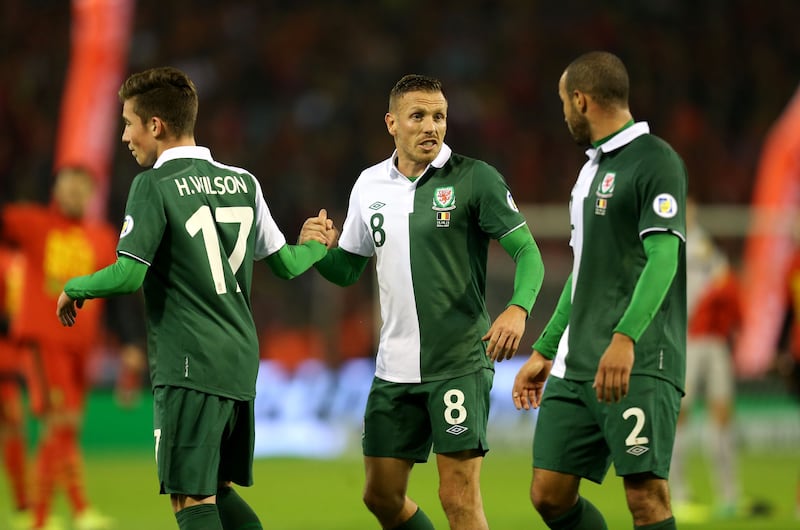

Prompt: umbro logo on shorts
[
  {"left": 626, "top": 445, "right": 649, "bottom": 456},
  {"left": 446, "top": 425, "right": 469, "bottom": 436}
]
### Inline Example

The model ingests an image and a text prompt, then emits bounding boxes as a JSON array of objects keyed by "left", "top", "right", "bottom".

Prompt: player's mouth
[{"left": 419, "top": 139, "right": 438, "bottom": 151}]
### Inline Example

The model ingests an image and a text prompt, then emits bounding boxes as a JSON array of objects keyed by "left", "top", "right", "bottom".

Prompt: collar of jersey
[
  {"left": 153, "top": 146, "right": 213, "bottom": 169},
  {"left": 387, "top": 143, "right": 452, "bottom": 180},
  {"left": 584, "top": 122, "right": 650, "bottom": 162}
]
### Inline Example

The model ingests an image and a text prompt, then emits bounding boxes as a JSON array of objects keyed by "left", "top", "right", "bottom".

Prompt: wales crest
[
  {"left": 596, "top": 172, "right": 616, "bottom": 198},
  {"left": 432, "top": 186, "right": 456, "bottom": 211}
]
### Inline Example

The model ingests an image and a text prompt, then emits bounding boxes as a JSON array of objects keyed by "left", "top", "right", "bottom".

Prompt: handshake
[{"left": 299, "top": 208, "right": 339, "bottom": 249}]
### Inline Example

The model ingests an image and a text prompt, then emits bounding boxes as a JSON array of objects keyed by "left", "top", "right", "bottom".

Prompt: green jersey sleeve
[
  {"left": 265, "top": 241, "right": 327, "bottom": 279},
  {"left": 613, "top": 232, "right": 680, "bottom": 341},
  {"left": 533, "top": 274, "right": 572, "bottom": 359},
  {"left": 498, "top": 224, "right": 544, "bottom": 315},
  {"left": 313, "top": 247, "right": 371, "bottom": 287},
  {"left": 64, "top": 255, "right": 148, "bottom": 299}
]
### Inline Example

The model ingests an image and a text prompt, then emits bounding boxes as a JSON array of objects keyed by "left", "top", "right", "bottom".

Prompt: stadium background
[{"left": 2, "top": 0, "right": 800, "bottom": 528}]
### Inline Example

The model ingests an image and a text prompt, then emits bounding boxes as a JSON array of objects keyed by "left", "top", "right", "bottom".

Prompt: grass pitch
[{"left": 3, "top": 447, "right": 798, "bottom": 529}]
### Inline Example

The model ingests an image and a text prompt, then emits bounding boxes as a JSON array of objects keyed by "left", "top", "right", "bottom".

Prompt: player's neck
[{"left": 157, "top": 136, "right": 197, "bottom": 158}]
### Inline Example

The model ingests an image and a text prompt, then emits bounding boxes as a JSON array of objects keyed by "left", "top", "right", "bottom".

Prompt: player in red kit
[
  {"left": 2, "top": 167, "right": 117, "bottom": 530},
  {"left": 0, "top": 247, "right": 31, "bottom": 530}
]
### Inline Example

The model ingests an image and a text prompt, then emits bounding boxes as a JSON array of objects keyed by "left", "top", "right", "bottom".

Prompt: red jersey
[
  {"left": 688, "top": 269, "right": 741, "bottom": 340},
  {"left": 1, "top": 204, "right": 117, "bottom": 349},
  {"left": 786, "top": 251, "right": 800, "bottom": 360},
  {"left": 0, "top": 247, "right": 25, "bottom": 372}
]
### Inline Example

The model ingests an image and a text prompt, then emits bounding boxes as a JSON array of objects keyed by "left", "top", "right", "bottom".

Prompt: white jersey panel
[
  {"left": 249, "top": 173, "right": 287, "bottom": 260},
  {"left": 569, "top": 150, "right": 601, "bottom": 298},
  {"left": 550, "top": 324, "right": 570, "bottom": 378},
  {"left": 339, "top": 159, "right": 424, "bottom": 382}
]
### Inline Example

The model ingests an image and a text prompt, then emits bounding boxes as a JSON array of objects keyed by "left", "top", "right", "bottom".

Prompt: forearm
[
  {"left": 64, "top": 256, "right": 147, "bottom": 299},
  {"left": 532, "top": 274, "right": 572, "bottom": 359},
  {"left": 499, "top": 225, "right": 545, "bottom": 315},
  {"left": 265, "top": 241, "right": 327, "bottom": 279},
  {"left": 614, "top": 233, "right": 680, "bottom": 341},
  {"left": 314, "top": 247, "right": 370, "bottom": 287}
]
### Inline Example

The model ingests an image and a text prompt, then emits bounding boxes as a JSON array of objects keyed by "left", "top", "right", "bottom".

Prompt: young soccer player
[{"left": 56, "top": 66, "right": 332, "bottom": 530}]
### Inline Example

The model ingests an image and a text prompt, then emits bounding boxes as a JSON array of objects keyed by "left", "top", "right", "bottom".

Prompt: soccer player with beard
[{"left": 512, "top": 51, "right": 687, "bottom": 530}]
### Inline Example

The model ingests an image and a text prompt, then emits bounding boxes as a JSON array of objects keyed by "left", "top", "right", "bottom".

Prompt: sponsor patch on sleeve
[
  {"left": 120, "top": 215, "right": 134, "bottom": 237},
  {"left": 652, "top": 193, "right": 678, "bottom": 218}
]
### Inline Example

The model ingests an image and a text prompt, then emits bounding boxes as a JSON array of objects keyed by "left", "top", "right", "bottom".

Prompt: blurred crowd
[{"left": 1, "top": 0, "right": 800, "bottom": 366}]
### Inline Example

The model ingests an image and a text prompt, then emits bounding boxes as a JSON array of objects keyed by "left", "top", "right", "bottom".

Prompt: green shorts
[
  {"left": 362, "top": 368, "right": 493, "bottom": 462},
  {"left": 533, "top": 375, "right": 681, "bottom": 482},
  {"left": 153, "top": 385, "right": 255, "bottom": 496}
]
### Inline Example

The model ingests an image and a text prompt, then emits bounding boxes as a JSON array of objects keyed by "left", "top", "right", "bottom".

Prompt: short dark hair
[
  {"left": 565, "top": 51, "right": 629, "bottom": 108},
  {"left": 389, "top": 74, "right": 444, "bottom": 111},
  {"left": 118, "top": 66, "right": 198, "bottom": 138}
]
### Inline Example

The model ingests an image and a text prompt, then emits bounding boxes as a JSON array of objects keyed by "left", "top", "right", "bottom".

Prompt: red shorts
[
  {"left": 23, "top": 341, "right": 90, "bottom": 416},
  {"left": 0, "top": 340, "right": 25, "bottom": 424},
  {"left": 0, "top": 339, "right": 23, "bottom": 375}
]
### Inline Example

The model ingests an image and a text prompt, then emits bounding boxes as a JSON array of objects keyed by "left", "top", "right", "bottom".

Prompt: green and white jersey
[
  {"left": 339, "top": 144, "right": 527, "bottom": 383},
  {"left": 117, "top": 146, "right": 287, "bottom": 400},
  {"left": 552, "top": 123, "right": 688, "bottom": 389}
]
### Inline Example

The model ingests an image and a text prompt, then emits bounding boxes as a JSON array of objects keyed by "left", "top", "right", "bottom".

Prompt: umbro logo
[
  {"left": 626, "top": 445, "right": 649, "bottom": 456},
  {"left": 369, "top": 202, "right": 386, "bottom": 210},
  {"left": 446, "top": 425, "right": 469, "bottom": 436}
]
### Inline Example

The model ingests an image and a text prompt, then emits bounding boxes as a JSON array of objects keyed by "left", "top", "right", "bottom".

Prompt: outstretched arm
[
  {"left": 297, "top": 209, "right": 370, "bottom": 286},
  {"left": 57, "top": 255, "right": 148, "bottom": 326},
  {"left": 265, "top": 241, "right": 327, "bottom": 279}
]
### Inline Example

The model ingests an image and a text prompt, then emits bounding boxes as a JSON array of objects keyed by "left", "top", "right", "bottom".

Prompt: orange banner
[
  {"left": 53, "top": 0, "right": 134, "bottom": 220},
  {"left": 735, "top": 84, "right": 800, "bottom": 378}
]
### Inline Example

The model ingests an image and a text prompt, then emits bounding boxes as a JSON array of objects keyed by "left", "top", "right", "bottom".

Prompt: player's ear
[
  {"left": 574, "top": 91, "right": 588, "bottom": 114},
  {"left": 385, "top": 112, "right": 396, "bottom": 136},
  {"left": 151, "top": 117, "right": 166, "bottom": 139}
]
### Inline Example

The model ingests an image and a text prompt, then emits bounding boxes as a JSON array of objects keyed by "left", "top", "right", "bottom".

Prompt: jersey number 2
[{"left": 186, "top": 205, "right": 254, "bottom": 294}]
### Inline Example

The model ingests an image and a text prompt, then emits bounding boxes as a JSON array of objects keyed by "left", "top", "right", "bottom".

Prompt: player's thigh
[
  {"left": 25, "top": 342, "right": 79, "bottom": 416},
  {"left": 606, "top": 375, "right": 681, "bottom": 479},
  {"left": 153, "top": 385, "right": 236, "bottom": 496},
  {"left": 0, "top": 377, "right": 23, "bottom": 425},
  {"left": 683, "top": 339, "right": 708, "bottom": 407},
  {"left": 429, "top": 368, "right": 492, "bottom": 456},
  {"left": 218, "top": 398, "right": 255, "bottom": 487},
  {"left": 706, "top": 340, "right": 734, "bottom": 403},
  {"left": 533, "top": 377, "right": 611, "bottom": 484},
  {"left": 363, "top": 377, "right": 433, "bottom": 462}
]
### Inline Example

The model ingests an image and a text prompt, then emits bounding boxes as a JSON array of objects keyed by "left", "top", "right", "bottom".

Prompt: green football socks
[
  {"left": 217, "top": 486, "right": 263, "bottom": 530},
  {"left": 635, "top": 516, "right": 676, "bottom": 529},
  {"left": 392, "top": 507, "right": 435, "bottom": 529},
  {"left": 175, "top": 504, "right": 223, "bottom": 530},
  {"left": 545, "top": 496, "right": 608, "bottom": 530}
]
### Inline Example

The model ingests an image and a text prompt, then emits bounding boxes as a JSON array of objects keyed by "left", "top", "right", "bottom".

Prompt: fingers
[
  {"left": 318, "top": 208, "right": 327, "bottom": 222},
  {"left": 593, "top": 370, "right": 629, "bottom": 403},
  {"left": 56, "top": 292, "right": 79, "bottom": 327},
  {"left": 58, "top": 305, "right": 76, "bottom": 327},
  {"left": 483, "top": 331, "right": 520, "bottom": 362},
  {"left": 512, "top": 390, "right": 525, "bottom": 410}
]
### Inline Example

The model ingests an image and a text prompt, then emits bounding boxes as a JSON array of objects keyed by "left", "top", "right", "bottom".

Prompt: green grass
[
  {"left": 4, "top": 447, "right": 799, "bottom": 529},
  {"left": 4, "top": 391, "right": 800, "bottom": 528}
]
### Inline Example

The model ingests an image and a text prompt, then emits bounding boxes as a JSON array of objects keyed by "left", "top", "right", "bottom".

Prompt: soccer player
[
  {"left": 671, "top": 197, "right": 741, "bottom": 521},
  {"left": 299, "top": 74, "right": 545, "bottom": 530},
  {"left": 2, "top": 167, "right": 119, "bottom": 530},
  {"left": 0, "top": 247, "right": 30, "bottom": 530},
  {"left": 512, "top": 51, "right": 687, "bottom": 530},
  {"left": 55, "top": 66, "right": 332, "bottom": 530}
]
